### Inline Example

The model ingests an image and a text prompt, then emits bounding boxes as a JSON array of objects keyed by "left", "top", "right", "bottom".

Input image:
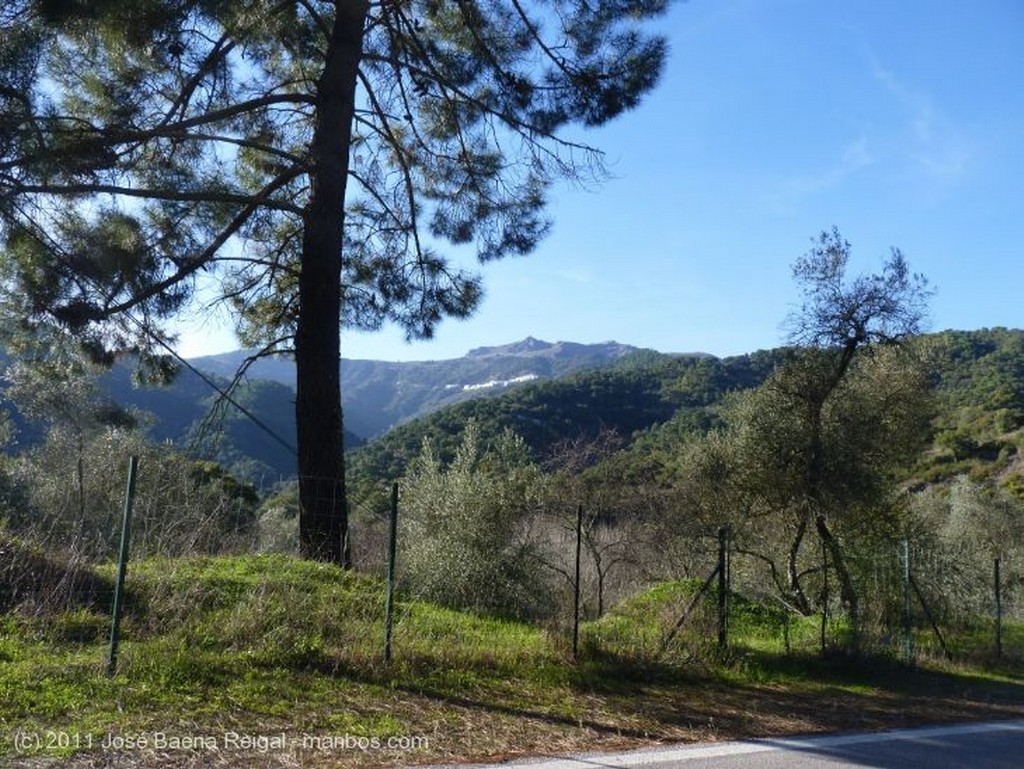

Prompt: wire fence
[
  {"left": 2, "top": 464, "right": 1022, "bottom": 671},
  {"left": 712, "top": 531, "right": 1024, "bottom": 664}
]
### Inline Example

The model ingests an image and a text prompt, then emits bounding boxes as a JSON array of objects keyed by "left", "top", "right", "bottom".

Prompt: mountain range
[
  {"left": 91, "top": 337, "right": 653, "bottom": 480},
  {"left": 185, "top": 337, "right": 646, "bottom": 440},
  {"left": 345, "top": 328, "right": 1024, "bottom": 508}
]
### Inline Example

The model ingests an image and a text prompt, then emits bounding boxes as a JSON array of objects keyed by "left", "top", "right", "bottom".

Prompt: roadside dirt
[{"left": 14, "top": 663, "right": 1024, "bottom": 768}]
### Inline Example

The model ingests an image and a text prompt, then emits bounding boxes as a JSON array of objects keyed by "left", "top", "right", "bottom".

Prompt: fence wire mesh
[{"left": 3, "top": 466, "right": 1023, "bottom": 671}]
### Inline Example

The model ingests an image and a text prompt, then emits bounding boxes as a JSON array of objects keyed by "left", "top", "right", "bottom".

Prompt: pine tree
[{"left": 0, "top": 0, "right": 670, "bottom": 563}]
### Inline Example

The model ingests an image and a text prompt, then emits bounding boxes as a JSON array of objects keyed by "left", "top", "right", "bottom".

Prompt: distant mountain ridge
[
  {"left": 187, "top": 337, "right": 649, "bottom": 439},
  {"left": 3, "top": 329, "right": 1021, "bottom": 490},
  {"left": 464, "top": 337, "right": 637, "bottom": 359},
  {"left": 347, "top": 328, "right": 1024, "bottom": 504}
]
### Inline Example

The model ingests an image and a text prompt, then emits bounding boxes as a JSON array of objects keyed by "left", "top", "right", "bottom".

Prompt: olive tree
[
  {"left": 399, "top": 421, "right": 548, "bottom": 618},
  {"left": 781, "top": 229, "right": 931, "bottom": 624},
  {"left": 676, "top": 230, "right": 932, "bottom": 626},
  {"left": 909, "top": 479, "right": 1024, "bottom": 620}
]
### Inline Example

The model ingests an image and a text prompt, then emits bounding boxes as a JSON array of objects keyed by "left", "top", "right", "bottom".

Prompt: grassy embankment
[{"left": 1, "top": 546, "right": 1023, "bottom": 768}]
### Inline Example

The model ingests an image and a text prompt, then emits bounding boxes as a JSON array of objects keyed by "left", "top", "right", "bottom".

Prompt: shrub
[{"left": 398, "top": 422, "right": 551, "bottom": 619}]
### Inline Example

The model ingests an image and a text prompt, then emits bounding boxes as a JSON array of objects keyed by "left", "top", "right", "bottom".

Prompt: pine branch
[{"left": 15, "top": 182, "right": 304, "bottom": 215}]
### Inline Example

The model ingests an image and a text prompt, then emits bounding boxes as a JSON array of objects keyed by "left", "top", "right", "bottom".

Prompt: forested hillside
[
  {"left": 346, "top": 347, "right": 786, "bottom": 489},
  {"left": 918, "top": 328, "right": 1024, "bottom": 491},
  {"left": 347, "top": 328, "right": 1024, "bottom": 508},
  {"left": 95, "top": 361, "right": 362, "bottom": 482},
  {"left": 2, "top": 329, "right": 1021, "bottom": 496},
  {"left": 0, "top": 337, "right": 648, "bottom": 481},
  {"left": 1, "top": 327, "right": 1022, "bottom": 679},
  {"left": 0, "top": 338, "right": 687, "bottom": 482}
]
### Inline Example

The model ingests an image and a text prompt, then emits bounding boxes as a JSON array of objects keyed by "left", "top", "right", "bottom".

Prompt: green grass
[
  {"left": 582, "top": 578, "right": 836, "bottom": 663},
  {"left": 1, "top": 553, "right": 1023, "bottom": 767},
  {"left": 0, "top": 553, "right": 569, "bottom": 758}
]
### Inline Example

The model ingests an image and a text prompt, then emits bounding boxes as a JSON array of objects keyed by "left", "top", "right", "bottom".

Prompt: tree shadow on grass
[
  {"left": 323, "top": 646, "right": 1024, "bottom": 747},
  {"left": 0, "top": 533, "right": 115, "bottom": 616}
]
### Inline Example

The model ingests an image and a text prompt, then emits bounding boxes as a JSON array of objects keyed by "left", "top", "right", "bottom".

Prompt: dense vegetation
[
  {"left": 347, "top": 328, "right": 1024, "bottom": 506},
  {"left": 1, "top": 327, "right": 1022, "bottom": 585},
  {"left": 0, "top": 0, "right": 1015, "bottom": 751},
  {"left": 346, "top": 348, "right": 787, "bottom": 498},
  {"left": 337, "top": 326, "right": 1024, "bottom": 653},
  {"left": 0, "top": 228, "right": 1022, "bottom": 758},
  {"left": 1, "top": 0, "right": 672, "bottom": 565}
]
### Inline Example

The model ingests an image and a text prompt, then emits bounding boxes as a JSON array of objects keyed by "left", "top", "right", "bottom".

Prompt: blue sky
[{"left": 177, "top": 0, "right": 1024, "bottom": 362}]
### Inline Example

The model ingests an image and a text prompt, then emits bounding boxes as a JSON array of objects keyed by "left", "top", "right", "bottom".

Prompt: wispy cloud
[
  {"left": 772, "top": 135, "right": 876, "bottom": 210},
  {"left": 771, "top": 55, "right": 977, "bottom": 214},
  {"left": 869, "top": 55, "right": 975, "bottom": 187},
  {"left": 554, "top": 268, "right": 594, "bottom": 285}
]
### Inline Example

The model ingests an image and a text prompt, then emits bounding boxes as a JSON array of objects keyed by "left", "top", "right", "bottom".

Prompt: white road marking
[{"left": 446, "top": 719, "right": 1024, "bottom": 769}]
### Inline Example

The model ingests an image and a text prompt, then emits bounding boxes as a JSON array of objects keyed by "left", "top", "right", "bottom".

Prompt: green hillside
[
  {"left": 347, "top": 348, "right": 787, "bottom": 489},
  {"left": 5, "top": 328, "right": 1022, "bottom": 498},
  {"left": 3, "top": 330, "right": 1024, "bottom": 766},
  {"left": 348, "top": 329, "right": 1024, "bottom": 502},
  {"left": 861, "top": 328, "right": 1024, "bottom": 500},
  {"left": 189, "top": 338, "right": 646, "bottom": 439}
]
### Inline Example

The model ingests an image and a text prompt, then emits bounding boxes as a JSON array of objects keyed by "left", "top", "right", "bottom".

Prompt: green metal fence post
[
  {"left": 901, "top": 539, "right": 914, "bottom": 665},
  {"left": 820, "top": 534, "right": 828, "bottom": 656},
  {"left": 573, "top": 504, "right": 583, "bottom": 661},
  {"left": 107, "top": 456, "right": 139, "bottom": 677},
  {"left": 994, "top": 557, "right": 1003, "bottom": 660},
  {"left": 384, "top": 482, "right": 399, "bottom": 665},
  {"left": 718, "top": 526, "right": 729, "bottom": 650}
]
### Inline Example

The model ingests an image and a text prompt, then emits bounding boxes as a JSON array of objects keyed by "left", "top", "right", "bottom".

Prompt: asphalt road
[{"left": 447, "top": 720, "right": 1024, "bottom": 769}]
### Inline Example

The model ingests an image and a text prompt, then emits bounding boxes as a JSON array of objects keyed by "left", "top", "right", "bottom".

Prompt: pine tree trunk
[{"left": 295, "top": 0, "right": 368, "bottom": 565}]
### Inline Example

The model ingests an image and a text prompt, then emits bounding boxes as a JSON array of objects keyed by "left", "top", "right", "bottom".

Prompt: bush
[
  {"left": 6, "top": 427, "right": 259, "bottom": 560},
  {"left": 398, "top": 422, "right": 551, "bottom": 619}
]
